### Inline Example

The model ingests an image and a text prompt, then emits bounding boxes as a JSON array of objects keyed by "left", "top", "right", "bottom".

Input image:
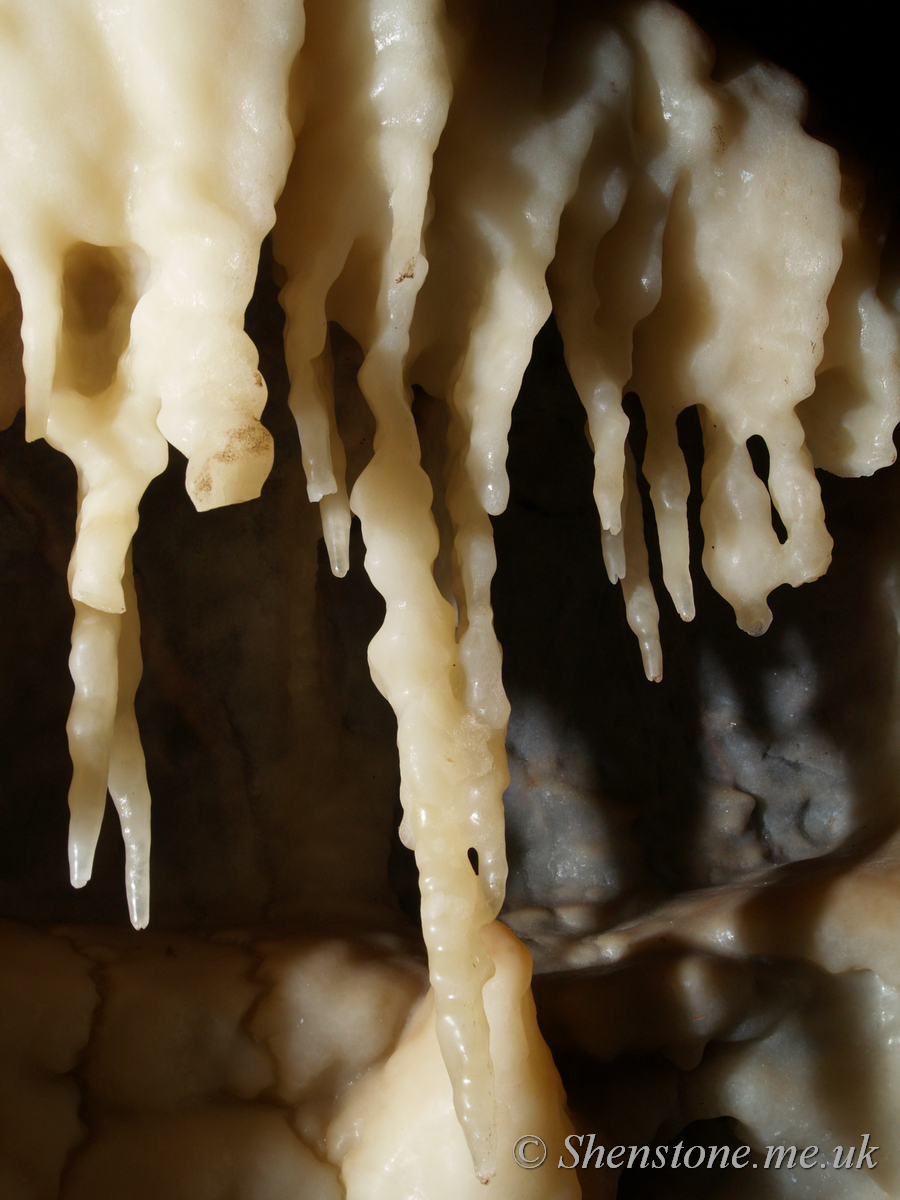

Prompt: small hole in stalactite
[
  {"left": 467, "top": 846, "right": 479, "bottom": 875},
  {"left": 58, "top": 243, "right": 141, "bottom": 396},
  {"left": 746, "top": 434, "right": 788, "bottom": 545}
]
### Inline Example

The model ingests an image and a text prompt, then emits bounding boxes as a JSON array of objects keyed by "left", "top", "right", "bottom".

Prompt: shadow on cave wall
[
  {"left": 2, "top": 289, "right": 898, "bottom": 944},
  {"left": 494, "top": 315, "right": 900, "bottom": 935},
  {"left": 0, "top": 0, "right": 898, "bottom": 943}
]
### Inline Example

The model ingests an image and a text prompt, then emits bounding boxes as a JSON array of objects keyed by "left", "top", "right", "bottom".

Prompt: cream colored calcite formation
[
  {"left": 1, "top": 920, "right": 408, "bottom": 1198},
  {"left": 549, "top": 2, "right": 898, "bottom": 666},
  {"left": 1, "top": 0, "right": 900, "bottom": 1198},
  {"left": 534, "top": 830, "right": 900, "bottom": 1196},
  {"left": 275, "top": 0, "right": 897, "bottom": 1171},
  {"left": 274, "top": 1, "right": 507, "bottom": 1172},
  {"left": 0, "top": 0, "right": 304, "bottom": 926},
  {"left": 328, "top": 922, "right": 579, "bottom": 1200},
  {"left": 0, "top": 922, "right": 96, "bottom": 1200},
  {"left": 0, "top": 920, "right": 578, "bottom": 1200}
]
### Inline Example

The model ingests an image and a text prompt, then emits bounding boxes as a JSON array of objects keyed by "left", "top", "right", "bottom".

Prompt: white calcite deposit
[{"left": 0, "top": 1, "right": 899, "bottom": 1197}]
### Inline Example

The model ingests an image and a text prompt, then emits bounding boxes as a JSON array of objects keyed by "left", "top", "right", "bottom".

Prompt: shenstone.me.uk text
[
  {"left": 511, "top": 1134, "right": 879, "bottom": 1172},
  {"left": 556, "top": 1135, "right": 879, "bottom": 1171}
]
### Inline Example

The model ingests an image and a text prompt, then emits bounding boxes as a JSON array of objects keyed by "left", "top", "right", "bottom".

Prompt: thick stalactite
[{"left": 1, "top": 2, "right": 899, "bottom": 1197}]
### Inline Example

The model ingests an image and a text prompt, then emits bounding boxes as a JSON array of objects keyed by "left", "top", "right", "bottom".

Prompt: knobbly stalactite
[{"left": 1, "top": 2, "right": 898, "bottom": 1197}]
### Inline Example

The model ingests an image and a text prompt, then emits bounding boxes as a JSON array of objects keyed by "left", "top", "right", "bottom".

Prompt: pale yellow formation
[
  {"left": 1, "top": 0, "right": 899, "bottom": 1197},
  {"left": 277, "top": 1, "right": 898, "bottom": 1168},
  {"left": 274, "top": 1, "right": 509, "bottom": 1174},
  {"left": 550, "top": 2, "right": 899, "bottom": 657},
  {"left": 0, "top": 921, "right": 581, "bottom": 1200},
  {"left": 0, "top": 922, "right": 425, "bottom": 1200},
  {"left": 278, "top": 0, "right": 897, "bottom": 1161},
  {"left": 0, "top": 0, "right": 304, "bottom": 924},
  {"left": 328, "top": 922, "right": 580, "bottom": 1200},
  {"left": 541, "top": 829, "right": 900, "bottom": 1196},
  {"left": 628, "top": 19, "right": 842, "bottom": 637}
]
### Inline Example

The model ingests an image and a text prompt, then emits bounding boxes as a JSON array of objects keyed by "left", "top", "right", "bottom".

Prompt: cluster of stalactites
[
  {"left": 1, "top": 0, "right": 898, "bottom": 1184},
  {"left": 0, "top": 0, "right": 304, "bottom": 926},
  {"left": 548, "top": 4, "right": 899, "bottom": 674},
  {"left": 279, "top": 0, "right": 900, "bottom": 696},
  {"left": 276, "top": 3, "right": 899, "bottom": 1165}
]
